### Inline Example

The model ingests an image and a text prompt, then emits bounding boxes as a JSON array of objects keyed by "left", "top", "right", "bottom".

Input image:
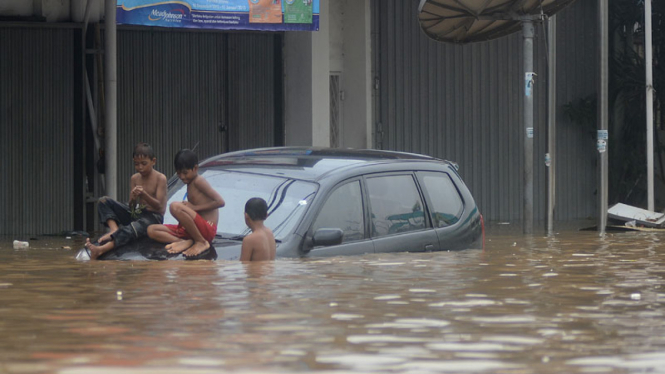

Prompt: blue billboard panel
[{"left": 117, "top": 1, "right": 319, "bottom": 31}]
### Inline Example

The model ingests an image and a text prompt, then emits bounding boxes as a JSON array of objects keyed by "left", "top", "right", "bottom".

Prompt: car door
[
  {"left": 365, "top": 173, "right": 439, "bottom": 253},
  {"left": 305, "top": 179, "right": 375, "bottom": 257},
  {"left": 416, "top": 171, "right": 470, "bottom": 250}
]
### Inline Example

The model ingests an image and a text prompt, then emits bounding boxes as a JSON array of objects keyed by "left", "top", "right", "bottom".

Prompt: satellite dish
[{"left": 418, "top": 0, "right": 577, "bottom": 43}]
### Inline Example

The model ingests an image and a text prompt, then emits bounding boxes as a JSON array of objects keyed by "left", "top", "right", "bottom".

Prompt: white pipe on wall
[
  {"left": 41, "top": 0, "right": 70, "bottom": 22},
  {"left": 72, "top": 0, "right": 103, "bottom": 22},
  {"left": 0, "top": 1, "right": 33, "bottom": 16},
  {"left": 547, "top": 15, "right": 557, "bottom": 235}
]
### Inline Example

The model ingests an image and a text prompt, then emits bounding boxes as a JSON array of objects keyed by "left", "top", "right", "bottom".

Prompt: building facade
[{"left": 0, "top": 0, "right": 597, "bottom": 235}]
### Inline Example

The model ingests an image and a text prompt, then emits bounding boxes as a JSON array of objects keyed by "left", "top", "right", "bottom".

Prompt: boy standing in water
[
  {"left": 240, "top": 197, "right": 276, "bottom": 261},
  {"left": 85, "top": 143, "right": 167, "bottom": 260},
  {"left": 148, "top": 149, "right": 225, "bottom": 257}
]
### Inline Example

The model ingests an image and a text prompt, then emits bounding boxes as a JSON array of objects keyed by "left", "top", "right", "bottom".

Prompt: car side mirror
[{"left": 312, "top": 228, "right": 344, "bottom": 247}]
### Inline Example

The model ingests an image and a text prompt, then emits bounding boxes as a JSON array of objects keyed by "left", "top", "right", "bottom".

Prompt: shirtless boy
[
  {"left": 147, "top": 149, "right": 225, "bottom": 257},
  {"left": 85, "top": 143, "right": 167, "bottom": 260},
  {"left": 240, "top": 197, "right": 276, "bottom": 261}
]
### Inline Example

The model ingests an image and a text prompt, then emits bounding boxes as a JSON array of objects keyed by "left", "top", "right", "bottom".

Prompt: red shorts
[{"left": 164, "top": 213, "right": 217, "bottom": 243}]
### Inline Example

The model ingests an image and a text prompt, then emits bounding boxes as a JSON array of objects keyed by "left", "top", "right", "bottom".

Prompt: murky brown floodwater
[{"left": 2, "top": 224, "right": 665, "bottom": 374}]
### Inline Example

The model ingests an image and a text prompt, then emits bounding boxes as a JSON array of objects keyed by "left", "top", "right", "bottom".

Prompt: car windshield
[{"left": 164, "top": 169, "right": 318, "bottom": 241}]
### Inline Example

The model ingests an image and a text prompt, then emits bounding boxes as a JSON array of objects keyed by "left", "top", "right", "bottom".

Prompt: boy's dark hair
[
  {"left": 174, "top": 149, "right": 198, "bottom": 171},
  {"left": 245, "top": 197, "right": 268, "bottom": 221},
  {"left": 133, "top": 143, "right": 155, "bottom": 159}
]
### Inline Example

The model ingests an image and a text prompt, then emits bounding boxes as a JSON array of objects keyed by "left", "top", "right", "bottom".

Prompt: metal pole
[
  {"left": 547, "top": 16, "right": 556, "bottom": 235},
  {"left": 523, "top": 21, "right": 534, "bottom": 235},
  {"left": 104, "top": 0, "right": 118, "bottom": 200},
  {"left": 598, "top": 0, "right": 609, "bottom": 234},
  {"left": 646, "top": 0, "right": 654, "bottom": 211}
]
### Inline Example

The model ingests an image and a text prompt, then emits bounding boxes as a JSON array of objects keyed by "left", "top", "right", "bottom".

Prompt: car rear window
[
  {"left": 165, "top": 170, "right": 317, "bottom": 241},
  {"left": 417, "top": 171, "right": 464, "bottom": 227},
  {"left": 366, "top": 174, "right": 426, "bottom": 237}
]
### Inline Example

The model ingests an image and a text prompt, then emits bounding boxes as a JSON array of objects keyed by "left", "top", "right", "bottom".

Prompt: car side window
[
  {"left": 311, "top": 180, "right": 365, "bottom": 243},
  {"left": 366, "top": 174, "right": 426, "bottom": 237},
  {"left": 418, "top": 172, "right": 464, "bottom": 227}
]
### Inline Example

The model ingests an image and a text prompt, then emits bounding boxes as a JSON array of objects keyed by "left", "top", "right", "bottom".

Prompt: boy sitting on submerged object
[
  {"left": 85, "top": 143, "right": 167, "bottom": 260},
  {"left": 240, "top": 197, "right": 276, "bottom": 261},
  {"left": 147, "top": 149, "right": 225, "bottom": 257}
]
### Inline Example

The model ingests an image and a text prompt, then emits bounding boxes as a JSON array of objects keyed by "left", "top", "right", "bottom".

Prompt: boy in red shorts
[{"left": 147, "top": 149, "right": 225, "bottom": 257}]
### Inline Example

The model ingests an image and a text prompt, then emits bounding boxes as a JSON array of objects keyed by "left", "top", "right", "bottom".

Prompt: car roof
[{"left": 198, "top": 147, "right": 452, "bottom": 182}]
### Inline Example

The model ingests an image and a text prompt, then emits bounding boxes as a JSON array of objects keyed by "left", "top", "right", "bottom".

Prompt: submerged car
[{"left": 77, "top": 147, "right": 484, "bottom": 261}]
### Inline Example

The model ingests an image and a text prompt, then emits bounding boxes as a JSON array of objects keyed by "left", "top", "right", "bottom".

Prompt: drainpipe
[
  {"left": 82, "top": 0, "right": 94, "bottom": 35},
  {"left": 547, "top": 16, "right": 556, "bottom": 235},
  {"left": 104, "top": 0, "right": 118, "bottom": 200}
]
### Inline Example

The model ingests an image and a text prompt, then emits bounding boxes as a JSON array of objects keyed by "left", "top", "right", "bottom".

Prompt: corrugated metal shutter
[
  {"left": 228, "top": 33, "right": 276, "bottom": 151},
  {"left": 372, "top": 0, "right": 597, "bottom": 222},
  {"left": 0, "top": 26, "right": 75, "bottom": 235},
  {"left": 116, "top": 29, "right": 227, "bottom": 201},
  {"left": 555, "top": 0, "right": 599, "bottom": 222},
  {"left": 115, "top": 29, "right": 278, "bottom": 203}
]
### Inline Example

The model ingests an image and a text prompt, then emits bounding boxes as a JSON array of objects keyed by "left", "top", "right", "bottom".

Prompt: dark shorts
[
  {"left": 97, "top": 196, "right": 163, "bottom": 247},
  {"left": 164, "top": 213, "right": 217, "bottom": 243}
]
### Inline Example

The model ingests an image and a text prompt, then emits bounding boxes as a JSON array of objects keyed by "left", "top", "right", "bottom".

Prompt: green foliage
[
  {"left": 565, "top": 0, "right": 664, "bottom": 206},
  {"left": 608, "top": 0, "right": 661, "bottom": 206},
  {"left": 562, "top": 95, "right": 597, "bottom": 137},
  {"left": 130, "top": 199, "right": 146, "bottom": 220}
]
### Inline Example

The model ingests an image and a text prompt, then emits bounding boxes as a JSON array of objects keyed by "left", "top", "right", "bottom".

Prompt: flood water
[{"left": 2, "top": 224, "right": 665, "bottom": 374}]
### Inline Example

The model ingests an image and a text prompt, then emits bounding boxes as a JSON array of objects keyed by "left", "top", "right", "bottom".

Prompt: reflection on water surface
[{"left": 2, "top": 225, "right": 665, "bottom": 374}]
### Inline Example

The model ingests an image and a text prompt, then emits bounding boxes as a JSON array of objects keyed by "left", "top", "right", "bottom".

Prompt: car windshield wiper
[
  {"left": 214, "top": 233, "right": 237, "bottom": 240},
  {"left": 214, "top": 233, "right": 282, "bottom": 243},
  {"left": 214, "top": 233, "right": 247, "bottom": 241}
]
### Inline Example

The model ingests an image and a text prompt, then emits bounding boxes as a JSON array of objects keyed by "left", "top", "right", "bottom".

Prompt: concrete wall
[
  {"left": 284, "top": 0, "right": 371, "bottom": 149},
  {"left": 0, "top": 0, "right": 102, "bottom": 22},
  {"left": 341, "top": 0, "right": 371, "bottom": 148},
  {"left": 329, "top": 0, "right": 343, "bottom": 73},
  {"left": 284, "top": 0, "right": 330, "bottom": 147}
]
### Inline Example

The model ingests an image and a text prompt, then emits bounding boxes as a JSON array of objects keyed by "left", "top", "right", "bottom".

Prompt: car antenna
[{"left": 182, "top": 141, "right": 200, "bottom": 202}]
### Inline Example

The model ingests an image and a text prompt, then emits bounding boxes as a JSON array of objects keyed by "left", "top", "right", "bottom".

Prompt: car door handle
[{"left": 425, "top": 244, "right": 434, "bottom": 251}]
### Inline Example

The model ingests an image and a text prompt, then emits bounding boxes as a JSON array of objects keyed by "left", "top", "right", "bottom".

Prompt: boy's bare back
[
  {"left": 241, "top": 227, "right": 276, "bottom": 261},
  {"left": 185, "top": 175, "right": 223, "bottom": 225}
]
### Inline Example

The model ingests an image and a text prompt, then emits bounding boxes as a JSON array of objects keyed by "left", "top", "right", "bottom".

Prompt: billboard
[{"left": 117, "top": 0, "right": 319, "bottom": 31}]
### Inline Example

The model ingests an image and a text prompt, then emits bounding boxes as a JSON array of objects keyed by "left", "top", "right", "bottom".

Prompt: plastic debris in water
[
  {"left": 13, "top": 240, "right": 29, "bottom": 249},
  {"left": 75, "top": 249, "right": 91, "bottom": 261}
]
